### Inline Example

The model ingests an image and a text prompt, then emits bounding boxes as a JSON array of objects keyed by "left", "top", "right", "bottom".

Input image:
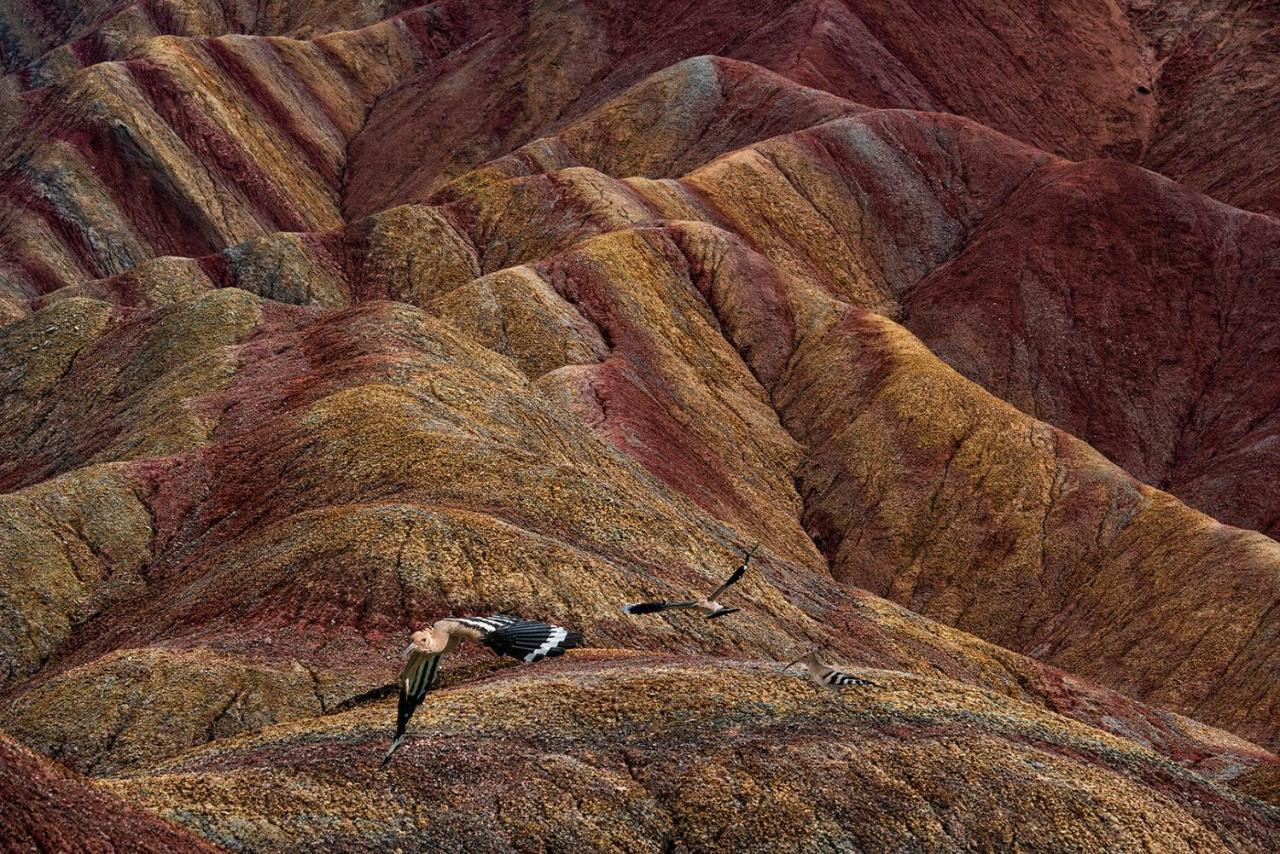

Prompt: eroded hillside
[{"left": 2, "top": 2, "right": 1278, "bottom": 851}]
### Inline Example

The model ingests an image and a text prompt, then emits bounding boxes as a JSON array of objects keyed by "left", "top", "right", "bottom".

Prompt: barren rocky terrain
[{"left": 2, "top": 1, "right": 1278, "bottom": 851}]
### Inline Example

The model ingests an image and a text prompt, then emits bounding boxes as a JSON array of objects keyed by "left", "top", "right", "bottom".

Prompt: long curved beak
[
  {"left": 781, "top": 653, "right": 807, "bottom": 672},
  {"left": 401, "top": 642, "right": 416, "bottom": 660},
  {"left": 780, "top": 645, "right": 826, "bottom": 672}
]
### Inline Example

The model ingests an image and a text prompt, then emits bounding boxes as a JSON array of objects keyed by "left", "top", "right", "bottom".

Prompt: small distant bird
[
  {"left": 381, "top": 614, "right": 583, "bottom": 768},
  {"left": 622, "top": 545, "right": 759, "bottom": 620},
  {"left": 781, "top": 647, "right": 882, "bottom": 690}
]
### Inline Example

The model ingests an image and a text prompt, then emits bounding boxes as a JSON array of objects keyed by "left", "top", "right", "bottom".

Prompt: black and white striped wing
[
  {"left": 446, "top": 614, "right": 521, "bottom": 635},
  {"left": 381, "top": 650, "right": 443, "bottom": 768},
  {"left": 709, "top": 544, "right": 757, "bottom": 600},
  {"left": 822, "top": 670, "right": 881, "bottom": 689},
  {"left": 467, "top": 615, "right": 584, "bottom": 663}
]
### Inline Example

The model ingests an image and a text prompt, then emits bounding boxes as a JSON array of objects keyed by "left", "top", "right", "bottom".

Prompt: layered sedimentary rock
[
  {"left": 907, "top": 159, "right": 1280, "bottom": 538},
  {"left": 0, "top": 2, "right": 502, "bottom": 305},
  {"left": 2, "top": 1, "right": 1279, "bottom": 850},
  {"left": 7, "top": 0, "right": 1280, "bottom": 311},
  {"left": 1236, "top": 763, "right": 1280, "bottom": 809}
]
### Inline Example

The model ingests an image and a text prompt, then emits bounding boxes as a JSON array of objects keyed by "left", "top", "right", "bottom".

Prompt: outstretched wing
[
  {"left": 709, "top": 545, "right": 758, "bottom": 600},
  {"left": 705, "top": 607, "right": 740, "bottom": 620},
  {"left": 621, "top": 601, "right": 698, "bottom": 615},
  {"left": 471, "top": 615, "right": 584, "bottom": 662},
  {"left": 380, "top": 650, "right": 443, "bottom": 768},
  {"left": 447, "top": 614, "right": 521, "bottom": 635}
]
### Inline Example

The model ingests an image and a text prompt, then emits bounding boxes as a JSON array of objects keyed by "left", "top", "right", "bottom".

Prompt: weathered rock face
[
  {"left": 1235, "top": 763, "right": 1280, "bottom": 809},
  {"left": 0, "top": 0, "right": 425, "bottom": 81},
  {"left": 2, "top": 1, "right": 1279, "bottom": 850},
  {"left": 1132, "top": 0, "right": 1280, "bottom": 216},
  {"left": 6, "top": 0, "right": 1280, "bottom": 309}
]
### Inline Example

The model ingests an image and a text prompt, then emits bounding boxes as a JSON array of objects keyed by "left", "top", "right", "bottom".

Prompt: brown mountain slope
[
  {"left": 428, "top": 101, "right": 1280, "bottom": 539},
  {"left": 0, "top": 730, "right": 220, "bottom": 852},
  {"left": 344, "top": 0, "right": 1280, "bottom": 217},
  {"left": 341, "top": 0, "right": 1148, "bottom": 216},
  {"left": 0, "top": 291, "right": 1273, "bottom": 785},
  {"left": 430, "top": 218, "right": 1280, "bottom": 749},
  {"left": 99, "top": 656, "right": 1280, "bottom": 852},
  {"left": 6, "top": 0, "right": 1280, "bottom": 314},
  {"left": 0, "top": 3, "right": 501, "bottom": 305},
  {"left": 0, "top": 0, "right": 423, "bottom": 82},
  {"left": 3, "top": 2, "right": 1280, "bottom": 849},
  {"left": 906, "top": 158, "right": 1280, "bottom": 538},
  {"left": 5, "top": 103, "right": 1278, "bottom": 750},
  {"left": 1133, "top": 0, "right": 1280, "bottom": 215}
]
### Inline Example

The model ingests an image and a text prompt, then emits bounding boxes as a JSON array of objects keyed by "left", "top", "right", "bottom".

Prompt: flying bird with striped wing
[
  {"left": 382, "top": 614, "right": 583, "bottom": 767},
  {"left": 622, "top": 545, "right": 758, "bottom": 620}
]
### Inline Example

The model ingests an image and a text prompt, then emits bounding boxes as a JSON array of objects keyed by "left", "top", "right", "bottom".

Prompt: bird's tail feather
[{"left": 825, "top": 671, "right": 883, "bottom": 689}]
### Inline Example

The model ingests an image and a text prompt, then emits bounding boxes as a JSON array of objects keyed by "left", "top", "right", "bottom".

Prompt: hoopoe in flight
[
  {"left": 381, "top": 614, "right": 583, "bottom": 767},
  {"left": 622, "top": 545, "right": 758, "bottom": 620}
]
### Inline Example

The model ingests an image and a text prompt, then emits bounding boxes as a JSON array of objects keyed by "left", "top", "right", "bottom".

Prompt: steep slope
[
  {"left": 1235, "top": 764, "right": 1280, "bottom": 809},
  {"left": 907, "top": 158, "right": 1280, "bottom": 537},
  {"left": 427, "top": 93, "right": 1280, "bottom": 538},
  {"left": 344, "top": 0, "right": 1280, "bottom": 218},
  {"left": 769, "top": 298, "right": 1280, "bottom": 748},
  {"left": 341, "top": 0, "right": 1149, "bottom": 215},
  {"left": 0, "top": 730, "right": 220, "bottom": 852},
  {"left": 5, "top": 99, "right": 1277, "bottom": 751},
  {"left": 1133, "top": 0, "right": 1280, "bottom": 215},
  {"left": 0, "top": 0, "right": 423, "bottom": 83},
  {"left": 8, "top": 0, "right": 1280, "bottom": 315},
  {"left": 0, "top": 291, "right": 1273, "bottom": 785},
  {"left": 0, "top": 2, "right": 501, "bottom": 306},
  {"left": 427, "top": 211, "right": 1280, "bottom": 748}
]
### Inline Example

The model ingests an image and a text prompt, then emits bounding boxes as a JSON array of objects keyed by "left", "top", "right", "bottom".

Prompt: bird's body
[
  {"left": 696, "top": 598, "right": 738, "bottom": 620},
  {"left": 782, "top": 649, "right": 881, "bottom": 691},
  {"left": 621, "top": 598, "right": 737, "bottom": 618},
  {"left": 382, "top": 614, "right": 583, "bottom": 768},
  {"left": 622, "top": 546, "right": 756, "bottom": 620}
]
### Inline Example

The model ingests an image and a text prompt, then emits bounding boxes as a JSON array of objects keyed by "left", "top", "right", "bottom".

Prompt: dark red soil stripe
[{"left": 203, "top": 36, "right": 341, "bottom": 187}]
